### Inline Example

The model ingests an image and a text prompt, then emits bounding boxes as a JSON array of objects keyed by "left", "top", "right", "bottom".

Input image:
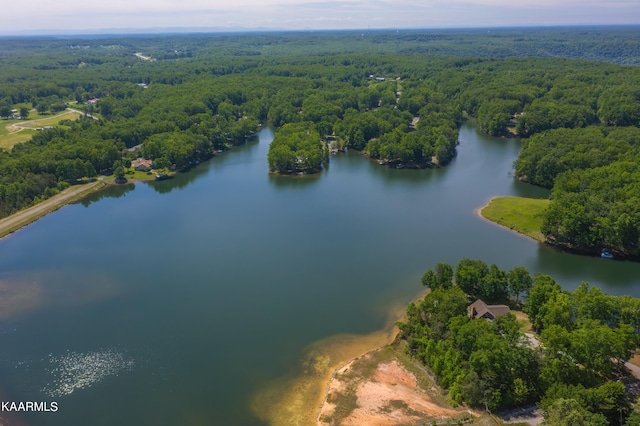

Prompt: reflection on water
[
  {"left": 9, "top": 348, "right": 135, "bottom": 399},
  {"left": 533, "top": 244, "right": 640, "bottom": 291},
  {"left": 0, "top": 271, "right": 120, "bottom": 321},
  {"left": 148, "top": 135, "right": 261, "bottom": 195},
  {"left": 268, "top": 172, "right": 323, "bottom": 189},
  {"left": 78, "top": 183, "right": 135, "bottom": 208},
  {"left": 509, "top": 179, "right": 550, "bottom": 199},
  {"left": 1, "top": 122, "right": 639, "bottom": 426},
  {"left": 40, "top": 349, "right": 135, "bottom": 397},
  {"left": 0, "top": 279, "right": 43, "bottom": 320}
]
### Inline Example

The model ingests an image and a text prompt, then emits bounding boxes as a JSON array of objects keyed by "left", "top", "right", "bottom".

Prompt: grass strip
[{"left": 480, "top": 196, "right": 550, "bottom": 242}]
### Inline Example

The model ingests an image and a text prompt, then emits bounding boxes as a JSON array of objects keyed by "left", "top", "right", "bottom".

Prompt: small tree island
[{"left": 267, "top": 122, "right": 328, "bottom": 175}]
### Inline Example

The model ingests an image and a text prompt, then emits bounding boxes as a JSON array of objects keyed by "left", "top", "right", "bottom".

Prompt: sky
[{"left": 2, "top": 0, "right": 640, "bottom": 34}]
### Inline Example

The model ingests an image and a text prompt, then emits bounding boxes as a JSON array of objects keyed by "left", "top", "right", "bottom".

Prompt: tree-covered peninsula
[
  {"left": 398, "top": 259, "right": 640, "bottom": 425},
  {"left": 267, "top": 122, "right": 327, "bottom": 174},
  {"left": 513, "top": 126, "right": 640, "bottom": 258},
  {"left": 1, "top": 28, "right": 640, "bottom": 251}
]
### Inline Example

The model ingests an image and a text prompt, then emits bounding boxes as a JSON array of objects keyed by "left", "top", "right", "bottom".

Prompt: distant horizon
[
  {"left": 2, "top": 23, "right": 640, "bottom": 38},
  {"left": 2, "top": 0, "right": 639, "bottom": 37}
]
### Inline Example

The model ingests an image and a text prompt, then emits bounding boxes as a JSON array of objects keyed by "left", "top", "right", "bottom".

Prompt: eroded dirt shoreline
[{"left": 317, "top": 343, "right": 475, "bottom": 425}]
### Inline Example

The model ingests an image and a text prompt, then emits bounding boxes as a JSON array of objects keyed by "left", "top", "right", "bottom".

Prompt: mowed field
[
  {"left": 480, "top": 196, "right": 550, "bottom": 242},
  {"left": 1, "top": 110, "right": 83, "bottom": 150}
]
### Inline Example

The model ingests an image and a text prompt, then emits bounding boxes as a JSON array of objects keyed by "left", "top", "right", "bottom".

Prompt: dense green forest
[
  {"left": 514, "top": 127, "right": 640, "bottom": 257},
  {"left": 267, "top": 122, "right": 327, "bottom": 174},
  {"left": 399, "top": 260, "right": 640, "bottom": 425},
  {"left": 1, "top": 28, "right": 640, "bottom": 257}
]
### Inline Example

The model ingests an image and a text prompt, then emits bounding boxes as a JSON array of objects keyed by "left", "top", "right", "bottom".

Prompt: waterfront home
[
  {"left": 468, "top": 299, "right": 511, "bottom": 320},
  {"left": 132, "top": 159, "right": 153, "bottom": 172}
]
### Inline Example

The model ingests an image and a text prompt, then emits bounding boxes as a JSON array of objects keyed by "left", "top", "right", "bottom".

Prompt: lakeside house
[
  {"left": 132, "top": 158, "right": 153, "bottom": 172},
  {"left": 468, "top": 299, "right": 511, "bottom": 320}
]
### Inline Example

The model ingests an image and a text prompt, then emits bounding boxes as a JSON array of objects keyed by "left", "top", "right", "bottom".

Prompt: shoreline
[
  {"left": 310, "top": 287, "right": 430, "bottom": 425},
  {"left": 475, "top": 196, "right": 545, "bottom": 243},
  {"left": 316, "top": 344, "right": 476, "bottom": 425},
  {"left": 0, "top": 180, "right": 108, "bottom": 241},
  {"left": 0, "top": 172, "right": 174, "bottom": 242},
  {"left": 314, "top": 332, "right": 399, "bottom": 425},
  {"left": 251, "top": 291, "right": 426, "bottom": 426},
  {"left": 476, "top": 196, "right": 639, "bottom": 261}
]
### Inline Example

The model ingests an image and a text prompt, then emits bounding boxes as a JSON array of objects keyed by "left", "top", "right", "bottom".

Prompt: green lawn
[
  {"left": 0, "top": 110, "right": 83, "bottom": 150},
  {"left": 480, "top": 196, "right": 550, "bottom": 242},
  {"left": 103, "top": 169, "right": 154, "bottom": 182},
  {"left": 103, "top": 167, "right": 174, "bottom": 182},
  {"left": 19, "top": 111, "right": 82, "bottom": 128},
  {"left": 0, "top": 129, "right": 37, "bottom": 150}
]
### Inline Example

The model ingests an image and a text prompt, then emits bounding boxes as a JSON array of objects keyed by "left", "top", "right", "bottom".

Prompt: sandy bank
[
  {"left": 252, "top": 329, "right": 399, "bottom": 426},
  {"left": 251, "top": 296, "right": 422, "bottom": 426}
]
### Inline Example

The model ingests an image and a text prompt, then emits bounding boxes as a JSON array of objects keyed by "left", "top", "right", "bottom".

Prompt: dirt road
[{"left": 0, "top": 180, "right": 105, "bottom": 240}]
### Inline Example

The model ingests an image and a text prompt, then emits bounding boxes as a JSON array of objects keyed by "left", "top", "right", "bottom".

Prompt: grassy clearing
[
  {"left": 0, "top": 129, "right": 37, "bottom": 150},
  {"left": 0, "top": 110, "right": 83, "bottom": 150},
  {"left": 480, "top": 196, "right": 550, "bottom": 242},
  {"left": 103, "top": 169, "right": 155, "bottom": 183},
  {"left": 514, "top": 311, "right": 533, "bottom": 333},
  {"left": 102, "top": 167, "right": 174, "bottom": 183},
  {"left": 18, "top": 111, "right": 82, "bottom": 128}
]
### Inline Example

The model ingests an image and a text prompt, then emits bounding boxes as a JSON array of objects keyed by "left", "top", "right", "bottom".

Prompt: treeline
[
  {"left": 398, "top": 259, "right": 640, "bottom": 425},
  {"left": 267, "top": 122, "right": 327, "bottom": 174},
  {"left": 435, "top": 57, "right": 640, "bottom": 137},
  {"left": 2, "top": 32, "right": 640, "bottom": 222},
  {"left": 0, "top": 78, "right": 265, "bottom": 216},
  {"left": 443, "top": 56, "right": 640, "bottom": 258},
  {"left": 515, "top": 126, "right": 640, "bottom": 257}
]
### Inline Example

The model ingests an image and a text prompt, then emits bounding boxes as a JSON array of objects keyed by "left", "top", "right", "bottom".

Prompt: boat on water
[
  {"left": 155, "top": 173, "right": 173, "bottom": 181},
  {"left": 601, "top": 250, "right": 614, "bottom": 259}
]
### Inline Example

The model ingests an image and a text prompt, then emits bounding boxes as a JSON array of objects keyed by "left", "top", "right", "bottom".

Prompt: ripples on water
[{"left": 39, "top": 349, "right": 135, "bottom": 397}]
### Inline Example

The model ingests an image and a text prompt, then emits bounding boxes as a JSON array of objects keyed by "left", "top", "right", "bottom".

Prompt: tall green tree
[
  {"left": 454, "top": 258, "right": 488, "bottom": 298},
  {"left": 542, "top": 398, "right": 608, "bottom": 426},
  {"left": 507, "top": 266, "right": 533, "bottom": 303},
  {"left": 524, "top": 274, "right": 562, "bottom": 331}
]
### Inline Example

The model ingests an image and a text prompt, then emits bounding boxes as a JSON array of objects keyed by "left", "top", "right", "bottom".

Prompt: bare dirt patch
[
  {"left": 318, "top": 347, "right": 473, "bottom": 425},
  {"left": 631, "top": 352, "right": 640, "bottom": 368}
]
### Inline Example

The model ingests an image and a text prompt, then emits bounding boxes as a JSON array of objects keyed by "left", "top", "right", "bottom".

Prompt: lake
[{"left": 0, "top": 121, "right": 638, "bottom": 425}]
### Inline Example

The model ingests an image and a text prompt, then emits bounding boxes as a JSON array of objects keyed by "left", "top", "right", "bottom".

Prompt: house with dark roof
[{"left": 468, "top": 299, "right": 510, "bottom": 320}]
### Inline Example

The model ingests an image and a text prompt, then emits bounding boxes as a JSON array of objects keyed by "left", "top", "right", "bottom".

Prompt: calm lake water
[{"left": 0, "top": 121, "right": 639, "bottom": 425}]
